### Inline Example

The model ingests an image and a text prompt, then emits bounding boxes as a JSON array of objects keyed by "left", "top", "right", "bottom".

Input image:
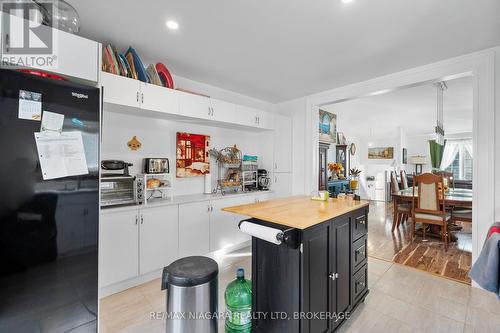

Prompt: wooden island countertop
[{"left": 222, "top": 195, "right": 369, "bottom": 229}]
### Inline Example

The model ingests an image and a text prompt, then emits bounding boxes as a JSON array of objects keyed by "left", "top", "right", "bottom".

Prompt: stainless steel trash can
[{"left": 161, "top": 256, "right": 218, "bottom": 333}]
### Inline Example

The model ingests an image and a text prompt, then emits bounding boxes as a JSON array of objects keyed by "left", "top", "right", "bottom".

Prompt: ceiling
[
  {"left": 322, "top": 76, "right": 473, "bottom": 138},
  {"left": 67, "top": 0, "right": 500, "bottom": 103}
]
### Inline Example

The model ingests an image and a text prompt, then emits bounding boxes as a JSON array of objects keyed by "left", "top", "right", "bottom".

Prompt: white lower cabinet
[
  {"left": 99, "top": 209, "right": 139, "bottom": 288},
  {"left": 179, "top": 201, "right": 211, "bottom": 257},
  {"left": 272, "top": 173, "right": 293, "bottom": 198},
  {"left": 139, "top": 205, "right": 179, "bottom": 275},
  {"left": 209, "top": 196, "right": 254, "bottom": 252}
]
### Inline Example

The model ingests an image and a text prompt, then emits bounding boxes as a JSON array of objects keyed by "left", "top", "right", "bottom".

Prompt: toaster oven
[{"left": 100, "top": 175, "right": 144, "bottom": 208}]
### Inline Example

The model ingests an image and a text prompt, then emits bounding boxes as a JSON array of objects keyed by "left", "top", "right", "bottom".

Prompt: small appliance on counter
[
  {"left": 100, "top": 160, "right": 143, "bottom": 207},
  {"left": 143, "top": 158, "right": 169, "bottom": 174},
  {"left": 257, "top": 169, "right": 271, "bottom": 190}
]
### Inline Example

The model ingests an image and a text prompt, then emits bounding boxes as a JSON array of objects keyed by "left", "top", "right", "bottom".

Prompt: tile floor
[{"left": 99, "top": 247, "right": 500, "bottom": 333}]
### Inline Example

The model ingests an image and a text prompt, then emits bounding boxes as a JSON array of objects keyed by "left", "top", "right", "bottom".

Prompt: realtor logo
[{"left": 1, "top": 1, "right": 58, "bottom": 69}]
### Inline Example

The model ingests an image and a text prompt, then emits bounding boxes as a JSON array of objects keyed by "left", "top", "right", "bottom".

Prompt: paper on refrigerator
[{"left": 34, "top": 131, "right": 89, "bottom": 180}]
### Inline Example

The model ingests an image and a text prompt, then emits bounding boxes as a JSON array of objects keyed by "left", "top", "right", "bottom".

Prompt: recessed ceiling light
[
  {"left": 166, "top": 20, "right": 179, "bottom": 30},
  {"left": 341, "top": 0, "right": 354, "bottom": 3}
]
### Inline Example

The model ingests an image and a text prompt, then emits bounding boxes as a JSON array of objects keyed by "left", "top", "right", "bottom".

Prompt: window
[{"left": 445, "top": 141, "right": 473, "bottom": 181}]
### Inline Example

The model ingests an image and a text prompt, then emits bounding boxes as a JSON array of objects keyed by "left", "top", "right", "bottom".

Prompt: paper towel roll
[
  {"left": 204, "top": 173, "right": 212, "bottom": 194},
  {"left": 239, "top": 221, "right": 283, "bottom": 245}
]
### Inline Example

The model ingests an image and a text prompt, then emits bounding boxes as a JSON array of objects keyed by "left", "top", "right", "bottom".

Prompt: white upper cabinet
[
  {"left": 210, "top": 98, "right": 237, "bottom": 124},
  {"left": 273, "top": 113, "right": 293, "bottom": 173},
  {"left": 272, "top": 173, "right": 293, "bottom": 198},
  {"left": 235, "top": 105, "right": 261, "bottom": 127},
  {"left": 178, "top": 90, "right": 212, "bottom": 120},
  {"left": 139, "top": 205, "right": 179, "bottom": 275},
  {"left": 256, "top": 109, "right": 274, "bottom": 130},
  {"left": 0, "top": 13, "right": 99, "bottom": 82},
  {"left": 140, "top": 82, "right": 179, "bottom": 115},
  {"left": 101, "top": 72, "right": 140, "bottom": 108}
]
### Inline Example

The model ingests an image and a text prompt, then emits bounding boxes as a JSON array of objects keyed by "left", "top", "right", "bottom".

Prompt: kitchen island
[{"left": 223, "top": 195, "right": 369, "bottom": 333}]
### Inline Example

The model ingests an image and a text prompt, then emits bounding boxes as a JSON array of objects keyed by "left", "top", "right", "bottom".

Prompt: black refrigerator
[{"left": 0, "top": 69, "right": 99, "bottom": 332}]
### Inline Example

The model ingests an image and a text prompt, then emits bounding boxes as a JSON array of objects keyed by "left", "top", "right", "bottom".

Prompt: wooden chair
[
  {"left": 451, "top": 209, "right": 472, "bottom": 223},
  {"left": 432, "top": 170, "right": 455, "bottom": 189},
  {"left": 391, "top": 171, "right": 411, "bottom": 231},
  {"left": 412, "top": 173, "right": 452, "bottom": 250},
  {"left": 400, "top": 170, "right": 409, "bottom": 189}
]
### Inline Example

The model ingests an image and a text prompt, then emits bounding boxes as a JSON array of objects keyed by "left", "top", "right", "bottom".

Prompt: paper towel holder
[{"left": 238, "top": 219, "right": 300, "bottom": 249}]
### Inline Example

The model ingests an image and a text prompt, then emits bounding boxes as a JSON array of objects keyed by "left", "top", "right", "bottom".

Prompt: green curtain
[{"left": 429, "top": 140, "right": 445, "bottom": 169}]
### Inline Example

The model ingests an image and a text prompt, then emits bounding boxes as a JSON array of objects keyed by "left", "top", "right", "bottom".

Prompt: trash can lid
[{"left": 163, "top": 256, "right": 219, "bottom": 288}]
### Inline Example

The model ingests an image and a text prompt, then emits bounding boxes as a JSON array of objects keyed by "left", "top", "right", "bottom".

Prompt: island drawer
[
  {"left": 352, "top": 235, "right": 367, "bottom": 273},
  {"left": 352, "top": 210, "right": 367, "bottom": 241},
  {"left": 353, "top": 263, "right": 368, "bottom": 304}
]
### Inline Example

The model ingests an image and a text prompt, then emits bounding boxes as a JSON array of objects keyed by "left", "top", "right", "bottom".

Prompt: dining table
[{"left": 392, "top": 187, "right": 473, "bottom": 238}]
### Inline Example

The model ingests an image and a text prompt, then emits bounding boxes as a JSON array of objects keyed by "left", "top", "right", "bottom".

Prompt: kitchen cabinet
[
  {"left": 139, "top": 205, "right": 179, "bottom": 275},
  {"left": 0, "top": 13, "right": 99, "bottom": 82},
  {"left": 178, "top": 90, "right": 212, "bottom": 120},
  {"left": 210, "top": 98, "right": 237, "bottom": 124},
  {"left": 210, "top": 196, "right": 253, "bottom": 252},
  {"left": 235, "top": 105, "right": 263, "bottom": 128},
  {"left": 99, "top": 209, "right": 139, "bottom": 288},
  {"left": 101, "top": 72, "right": 141, "bottom": 108},
  {"left": 179, "top": 201, "right": 211, "bottom": 257},
  {"left": 273, "top": 113, "right": 293, "bottom": 173},
  {"left": 140, "top": 82, "right": 179, "bottom": 115},
  {"left": 272, "top": 173, "right": 293, "bottom": 198}
]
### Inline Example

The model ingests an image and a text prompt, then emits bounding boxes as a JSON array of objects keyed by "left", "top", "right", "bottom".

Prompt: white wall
[{"left": 102, "top": 111, "right": 272, "bottom": 196}]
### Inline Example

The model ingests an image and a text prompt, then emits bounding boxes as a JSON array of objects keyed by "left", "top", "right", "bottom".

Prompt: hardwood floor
[{"left": 367, "top": 201, "right": 472, "bottom": 284}]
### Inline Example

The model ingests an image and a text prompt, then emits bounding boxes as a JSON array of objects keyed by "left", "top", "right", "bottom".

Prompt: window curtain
[
  {"left": 463, "top": 139, "right": 473, "bottom": 158},
  {"left": 428, "top": 140, "right": 444, "bottom": 169},
  {"left": 440, "top": 140, "right": 460, "bottom": 170}
]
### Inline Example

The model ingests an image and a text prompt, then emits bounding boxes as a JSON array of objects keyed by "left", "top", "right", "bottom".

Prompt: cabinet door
[
  {"left": 209, "top": 196, "right": 253, "bottom": 252},
  {"left": 330, "top": 215, "right": 352, "bottom": 329},
  {"left": 140, "top": 83, "right": 179, "bottom": 115},
  {"left": 179, "top": 202, "right": 210, "bottom": 257},
  {"left": 272, "top": 173, "right": 293, "bottom": 198},
  {"left": 101, "top": 72, "right": 141, "bottom": 107},
  {"left": 210, "top": 98, "right": 237, "bottom": 123},
  {"left": 256, "top": 110, "right": 274, "bottom": 129},
  {"left": 99, "top": 209, "right": 139, "bottom": 287},
  {"left": 139, "top": 205, "right": 179, "bottom": 275},
  {"left": 302, "top": 223, "right": 332, "bottom": 333},
  {"left": 235, "top": 105, "right": 260, "bottom": 127},
  {"left": 273, "top": 114, "right": 292, "bottom": 173},
  {"left": 178, "top": 90, "right": 211, "bottom": 120}
]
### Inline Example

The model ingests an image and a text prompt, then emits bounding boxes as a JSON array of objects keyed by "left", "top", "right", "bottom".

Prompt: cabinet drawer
[
  {"left": 352, "top": 235, "right": 367, "bottom": 273},
  {"left": 353, "top": 264, "right": 368, "bottom": 303},
  {"left": 352, "top": 211, "right": 367, "bottom": 241}
]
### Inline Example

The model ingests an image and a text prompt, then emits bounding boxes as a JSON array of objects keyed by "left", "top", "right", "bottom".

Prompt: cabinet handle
[
  {"left": 211, "top": 205, "right": 214, "bottom": 212},
  {"left": 329, "top": 273, "right": 337, "bottom": 281},
  {"left": 5, "top": 33, "right": 10, "bottom": 52},
  {"left": 141, "top": 215, "right": 144, "bottom": 224},
  {"left": 359, "top": 219, "right": 366, "bottom": 225},
  {"left": 211, "top": 107, "right": 214, "bottom": 116},
  {"left": 135, "top": 215, "right": 138, "bottom": 225},
  {"left": 257, "top": 117, "right": 260, "bottom": 124},
  {"left": 136, "top": 92, "right": 139, "bottom": 102},
  {"left": 275, "top": 176, "right": 277, "bottom": 183},
  {"left": 356, "top": 250, "right": 366, "bottom": 257},
  {"left": 274, "top": 162, "right": 277, "bottom": 170},
  {"left": 208, "top": 107, "right": 211, "bottom": 116},
  {"left": 208, "top": 204, "right": 211, "bottom": 212},
  {"left": 141, "top": 93, "right": 144, "bottom": 103}
]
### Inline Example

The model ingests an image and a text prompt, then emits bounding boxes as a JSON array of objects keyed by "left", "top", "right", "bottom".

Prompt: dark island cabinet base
[{"left": 251, "top": 206, "right": 369, "bottom": 333}]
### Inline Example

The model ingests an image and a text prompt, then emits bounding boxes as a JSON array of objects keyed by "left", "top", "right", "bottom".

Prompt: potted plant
[
  {"left": 328, "top": 162, "right": 344, "bottom": 180},
  {"left": 349, "top": 168, "right": 362, "bottom": 190}
]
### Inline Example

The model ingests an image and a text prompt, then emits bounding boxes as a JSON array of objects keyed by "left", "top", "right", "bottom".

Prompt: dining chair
[
  {"left": 400, "top": 170, "right": 409, "bottom": 189},
  {"left": 451, "top": 209, "right": 472, "bottom": 223},
  {"left": 412, "top": 173, "right": 452, "bottom": 251},
  {"left": 391, "top": 171, "right": 411, "bottom": 231},
  {"left": 432, "top": 170, "right": 455, "bottom": 189}
]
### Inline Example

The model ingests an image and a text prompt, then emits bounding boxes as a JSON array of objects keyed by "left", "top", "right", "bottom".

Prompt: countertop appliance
[
  {"left": 101, "top": 159, "right": 132, "bottom": 176},
  {"left": 257, "top": 169, "right": 270, "bottom": 190},
  {"left": 143, "top": 158, "right": 169, "bottom": 174},
  {"left": 100, "top": 175, "right": 143, "bottom": 208},
  {"left": 0, "top": 69, "right": 99, "bottom": 332}
]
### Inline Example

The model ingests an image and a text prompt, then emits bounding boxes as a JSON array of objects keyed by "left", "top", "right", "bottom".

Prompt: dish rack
[
  {"left": 242, "top": 160, "right": 258, "bottom": 192},
  {"left": 140, "top": 173, "right": 173, "bottom": 204},
  {"left": 211, "top": 146, "right": 243, "bottom": 195}
]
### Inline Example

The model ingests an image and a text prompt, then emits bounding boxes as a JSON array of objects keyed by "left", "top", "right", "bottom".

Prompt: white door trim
[{"left": 304, "top": 48, "right": 496, "bottom": 263}]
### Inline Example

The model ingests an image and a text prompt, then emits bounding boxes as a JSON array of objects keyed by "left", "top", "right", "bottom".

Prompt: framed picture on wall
[
  {"left": 402, "top": 148, "right": 408, "bottom": 164},
  {"left": 368, "top": 147, "right": 394, "bottom": 159},
  {"left": 319, "top": 109, "right": 337, "bottom": 144},
  {"left": 176, "top": 132, "right": 211, "bottom": 177}
]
